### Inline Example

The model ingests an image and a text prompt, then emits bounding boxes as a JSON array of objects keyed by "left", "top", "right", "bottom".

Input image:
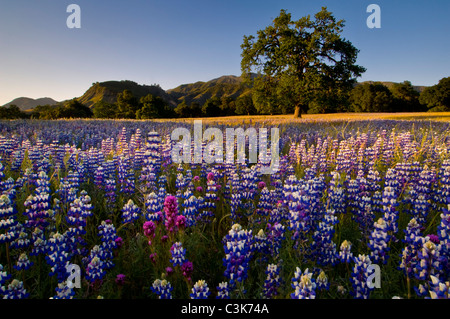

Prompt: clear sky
[{"left": 0, "top": 0, "right": 449, "bottom": 105}]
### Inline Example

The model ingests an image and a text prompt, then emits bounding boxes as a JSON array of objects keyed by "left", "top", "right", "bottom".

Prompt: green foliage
[
  {"left": 349, "top": 82, "right": 394, "bottom": 112},
  {"left": 419, "top": 77, "right": 450, "bottom": 111},
  {"left": 92, "top": 100, "right": 117, "bottom": 119},
  {"left": 0, "top": 105, "right": 29, "bottom": 119},
  {"left": 389, "top": 81, "right": 425, "bottom": 112},
  {"left": 235, "top": 94, "right": 257, "bottom": 115},
  {"left": 241, "top": 7, "right": 366, "bottom": 116}
]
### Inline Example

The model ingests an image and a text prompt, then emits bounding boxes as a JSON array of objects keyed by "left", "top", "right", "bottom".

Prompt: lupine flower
[
  {"left": 223, "top": 223, "right": 253, "bottom": 286},
  {"left": 428, "top": 275, "right": 449, "bottom": 299},
  {"left": 1, "top": 279, "right": 29, "bottom": 299},
  {"left": 0, "top": 194, "right": 18, "bottom": 244},
  {"left": 145, "top": 192, "right": 162, "bottom": 222},
  {"left": 266, "top": 222, "right": 285, "bottom": 259},
  {"left": 399, "top": 218, "right": 423, "bottom": 278},
  {"left": 85, "top": 246, "right": 106, "bottom": 283},
  {"left": 190, "top": 280, "right": 211, "bottom": 299},
  {"left": 291, "top": 267, "right": 316, "bottom": 299},
  {"left": 170, "top": 242, "right": 186, "bottom": 267},
  {"left": 368, "top": 217, "right": 391, "bottom": 264},
  {"left": 339, "top": 240, "right": 354, "bottom": 263},
  {"left": 151, "top": 279, "right": 173, "bottom": 299},
  {"left": 316, "top": 270, "right": 330, "bottom": 291},
  {"left": 311, "top": 209, "right": 339, "bottom": 266},
  {"left": 0, "top": 264, "right": 11, "bottom": 286},
  {"left": 414, "top": 236, "right": 444, "bottom": 295},
  {"left": 14, "top": 253, "right": 33, "bottom": 271},
  {"left": 97, "top": 220, "right": 118, "bottom": 269},
  {"left": 45, "top": 232, "right": 71, "bottom": 282},
  {"left": 121, "top": 199, "right": 141, "bottom": 225},
  {"left": 51, "top": 281, "right": 75, "bottom": 299},
  {"left": 350, "top": 254, "right": 374, "bottom": 299},
  {"left": 216, "top": 281, "right": 230, "bottom": 299},
  {"left": 263, "top": 264, "right": 281, "bottom": 299}
]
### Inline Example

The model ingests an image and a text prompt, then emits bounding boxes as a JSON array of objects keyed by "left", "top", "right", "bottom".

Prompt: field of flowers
[{"left": 0, "top": 117, "right": 449, "bottom": 299}]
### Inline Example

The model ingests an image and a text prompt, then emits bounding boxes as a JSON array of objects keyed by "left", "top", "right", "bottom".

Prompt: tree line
[{"left": 0, "top": 77, "right": 448, "bottom": 120}]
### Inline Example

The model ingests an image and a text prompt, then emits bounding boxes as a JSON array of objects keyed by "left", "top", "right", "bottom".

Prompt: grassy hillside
[
  {"left": 77, "top": 80, "right": 177, "bottom": 108},
  {"left": 167, "top": 75, "right": 252, "bottom": 106}
]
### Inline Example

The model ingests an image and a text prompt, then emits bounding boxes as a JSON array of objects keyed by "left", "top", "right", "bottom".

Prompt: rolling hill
[
  {"left": 167, "top": 75, "right": 253, "bottom": 106},
  {"left": 2, "top": 97, "right": 59, "bottom": 111},
  {"left": 77, "top": 80, "right": 177, "bottom": 108}
]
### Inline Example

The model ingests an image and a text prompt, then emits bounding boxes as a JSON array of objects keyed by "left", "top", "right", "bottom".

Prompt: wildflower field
[{"left": 0, "top": 115, "right": 449, "bottom": 300}]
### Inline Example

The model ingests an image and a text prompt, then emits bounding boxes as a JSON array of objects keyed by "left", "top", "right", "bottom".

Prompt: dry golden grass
[{"left": 148, "top": 112, "right": 450, "bottom": 125}]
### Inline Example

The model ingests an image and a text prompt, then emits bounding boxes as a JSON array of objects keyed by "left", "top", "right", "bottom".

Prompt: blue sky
[{"left": 0, "top": 0, "right": 449, "bottom": 105}]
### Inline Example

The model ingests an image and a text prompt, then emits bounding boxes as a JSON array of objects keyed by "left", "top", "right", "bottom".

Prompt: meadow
[{"left": 0, "top": 112, "right": 449, "bottom": 299}]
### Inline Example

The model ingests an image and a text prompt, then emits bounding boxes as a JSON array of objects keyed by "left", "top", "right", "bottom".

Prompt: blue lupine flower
[
  {"left": 121, "top": 199, "right": 141, "bottom": 224},
  {"left": 290, "top": 267, "right": 316, "bottom": 299},
  {"left": 85, "top": 245, "right": 106, "bottom": 283},
  {"left": 0, "top": 279, "right": 29, "bottom": 299},
  {"left": 311, "top": 209, "right": 339, "bottom": 266},
  {"left": 190, "top": 280, "right": 211, "bottom": 299},
  {"left": 97, "top": 220, "right": 118, "bottom": 269},
  {"left": 339, "top": 240, "right": 354, "bottom": 263},
  {"left": 263, "top": 264, "right": 281, "bottom": 299},
  {"left": 223, "top": 223, "right": 253, "bottom": 286},
  {"left": 0, "top": 264, "right": 11, "bottom": 286},
  {"left": 145, "top": 192, "right": 163, "bottom": 222},
  {"left": 368, "top": 218, "right": 391, "bottom": 264},
  {"left": 182, "top": 192, "right": 200, "bottom": 227},
  {"left": 316, "top": 270, "right": 330, "bottom": 291},
  {"left": 216, "top": 281, "right": 230, "bottom": 299},
  {"left": 266, "top": 222, "right": 285, "bottom": 259},
  {"left": 45, "top": 232, "right": 71, "bottom": 282},
  {"left": 151, "top": 279, "right": 173, "bottom": 299},
  {"left": 0, "top": 194, "right": 18, "bottom": 244},
  {"left": 350, "top": 254, "right": 374, "bottom": 299},
  {"left": 30, "top": 227, "right": 47, "bottom": 256},
  {"left": 170, "top": 242, "right": 186, "bottom": 267},
  {"left": 14, "top": 253, "right": 33, "bottom": 271},
  {"left": 51, "top": 281, "right": 75, "bottom": 299},
  {"left": 414, "top": 236, "right": 444, "bottom": 296},
  {"left": 399, "top": 218, "right": 423, "bottom": 278},
  {"left": 427, "top": 275, "right": 449, "bottom": 299}
]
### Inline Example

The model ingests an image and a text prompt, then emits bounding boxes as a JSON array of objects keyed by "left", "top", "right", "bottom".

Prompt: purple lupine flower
[
  {"left": 263, "top": 264, "right": 281, "bottom": 299},
  {"left": 1, "top": 279, "right": 29, "bottom": 299},
  {"left": 339, "top": 240, "right": 354, "bottom": 263},
  {"left": 121, "top": 199, "right": 141, "bottom": 225},
  {"left": 216, "top": 281, "right": 230, "bottom": 299},
  {"left": 14, "top": 253, "right": 33, "bottom": 271},
  {"left": 223, "top": 223, "right": 253, "bottom": 286},
  {"left": 368, "top": 218, "right": 391, "bottom": 264},
  {"left": 290, "top": 267, "right": 316, "bottom": 299},
  {"left": 190, "top": 280, "right": 211, "bottom": 299},
  {"left": 170, "top": 242, "right": 186, "bottom": 267},
  {"left": 350, "top": 254, "right": 374, "bottom": 299},
  {"left": 151, "top": 279, "right": 173, "bottom": 299}
]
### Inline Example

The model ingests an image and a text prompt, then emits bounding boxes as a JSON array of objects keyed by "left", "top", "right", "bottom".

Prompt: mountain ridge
[{"left": 2, "top": 76, "right": 428, "bottom": 111}]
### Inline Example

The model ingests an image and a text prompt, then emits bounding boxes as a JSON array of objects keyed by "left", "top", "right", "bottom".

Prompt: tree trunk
[{"left": 293, "top": 105, "right": 302, "bottom": 118}]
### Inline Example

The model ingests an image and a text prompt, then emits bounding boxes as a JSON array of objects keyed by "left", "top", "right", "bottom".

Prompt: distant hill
[
  {"left": 167, "top": 75, "right": 253, "bottom": 106},
  {"left": 2, "top": 97, "right": 59, "bottom": 111},
  {"left": 77, "top": 80, "right": 177, "bottom": 108}
]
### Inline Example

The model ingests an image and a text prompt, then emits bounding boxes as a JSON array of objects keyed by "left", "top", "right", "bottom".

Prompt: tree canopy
[{"left": 241, "top": 7, "right": 365, "bottom": 117}]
